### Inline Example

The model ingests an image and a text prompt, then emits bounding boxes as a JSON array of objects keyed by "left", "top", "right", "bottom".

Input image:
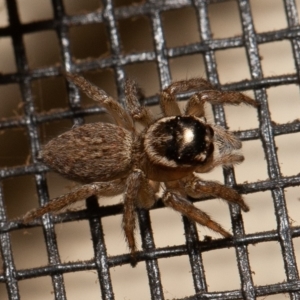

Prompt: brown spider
[{"left": 22, "top": 73, "right": 257, "bottom": 266}]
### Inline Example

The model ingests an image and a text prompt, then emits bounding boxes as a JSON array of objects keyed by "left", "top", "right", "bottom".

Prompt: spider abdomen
[{"left": 41, "top": 122, "right": 133, "bottom": 183}]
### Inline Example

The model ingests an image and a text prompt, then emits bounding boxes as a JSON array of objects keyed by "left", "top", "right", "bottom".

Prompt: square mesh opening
[{"left": 0, "top": 0, "right": 300, "bottom": 299}]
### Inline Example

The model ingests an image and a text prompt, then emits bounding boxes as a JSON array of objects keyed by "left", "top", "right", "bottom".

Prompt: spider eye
[{"left": 145, "top": 116, "right": 214, "bottom": 167}]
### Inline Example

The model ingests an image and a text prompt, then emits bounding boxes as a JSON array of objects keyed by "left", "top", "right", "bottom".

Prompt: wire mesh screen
[{"left": 0, "top": 0, "right": 300, "bottom": 299}]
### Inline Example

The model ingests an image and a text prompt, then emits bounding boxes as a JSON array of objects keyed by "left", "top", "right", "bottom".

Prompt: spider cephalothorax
[
  {"left": 144, "top": 115, "right": 214, "bottom": 167},
  {"left": 21, "top": 73, "right": 258, "bottom": 266}
]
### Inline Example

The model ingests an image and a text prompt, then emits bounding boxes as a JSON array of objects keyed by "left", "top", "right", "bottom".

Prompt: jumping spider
[{"left": 22, "top": 73, "right": 257, "bottom": 265}]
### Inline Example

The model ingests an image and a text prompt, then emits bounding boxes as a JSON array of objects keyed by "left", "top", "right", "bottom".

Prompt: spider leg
[
  {"left": 123, "top": 170, "right": 156, "bottom": 266},
  {"left": 124, "top": 79, "right": 155, "bottom": 126},
  {"left": 184, "top": 93, "right": 206, "bottom": 117},
  {"left": 183, "top": 174, "right": 249, "bottom": 212},
  {"left": 165, "top": 78, "right": 216, "bottom": 94},
  {"left": 66, "top": 73, "right": 134, "bottom": 131},
  {"left": 160, "top": 78, "right": 215, "bottom": 117},
  {"left": 21, "top": 179, "right": 126, "bottom": 223},
  {"left": 162, "top": 191, "right": 231, "bottom": 238},
  {"left": 160, "top": 87, "right": 181, "bottom": 117},
  {"left": 185, "top": 90, "right": 257, "bottom": 117}
]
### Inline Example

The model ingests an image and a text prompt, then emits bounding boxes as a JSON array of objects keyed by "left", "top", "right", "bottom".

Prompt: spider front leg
[
  {"left": 160, "top": 78, "right": 216, "bottom": 117},
  {"left": 183, "top": 174, "right": 249, "bottom": 212},
  {"left": 124, "top": 79, "right": 155, "bottom": 126},
  {"left": 185, "top": 89, "right": 258, "bottom": 117},
  {"left": 123, "top": 169, "right": 156, "bottom": 266},
  {"left": 66, "top": 73, "right": 134, "bottom": 131},
  {"left": 21, "top": 179, "right": 126, "bottom": 223},
  {"left": 162, "top": 190, "right": 231, "bottom": 238}
]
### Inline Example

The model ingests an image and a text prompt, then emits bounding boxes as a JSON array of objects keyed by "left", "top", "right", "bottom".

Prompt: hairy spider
[{"left": 21, "top": 73, "right": 258, "bottom": 266}]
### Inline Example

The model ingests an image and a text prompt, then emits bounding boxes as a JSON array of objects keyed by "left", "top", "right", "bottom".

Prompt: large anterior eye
[{"left": 144, "top": 116, "right": 214, "bottom": 167}]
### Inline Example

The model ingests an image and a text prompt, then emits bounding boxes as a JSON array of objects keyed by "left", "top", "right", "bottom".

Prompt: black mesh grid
[{"left": 0, "top": 0, "right": 300, "bottom": 299}]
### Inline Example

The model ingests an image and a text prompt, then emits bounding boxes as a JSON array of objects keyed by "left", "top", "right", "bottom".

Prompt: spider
[{"left": 22, "top": 73, "right": 258, "bottom": 266}]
